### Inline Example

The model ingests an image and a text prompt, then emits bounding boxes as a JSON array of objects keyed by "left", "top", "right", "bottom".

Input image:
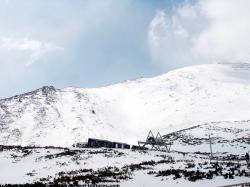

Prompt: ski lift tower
[{"left": 138, "top": 130, "right": 172, "bottom": 152}]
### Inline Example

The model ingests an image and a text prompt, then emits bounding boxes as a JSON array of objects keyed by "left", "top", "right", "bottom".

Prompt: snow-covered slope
[
  {"left": 1, "top": 63, "right": 250, "bottom": 147},
  {"left": 165, "top": 120, "right": 250, "bottom": 154}
]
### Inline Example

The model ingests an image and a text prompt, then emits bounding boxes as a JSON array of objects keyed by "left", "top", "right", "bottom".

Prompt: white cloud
[
  {"left": 0, "top": 37, "right": 63, "bottom": 66},
  {"left": 148, "top": 10, "right": 168, "bottom": 61},
  {"left": 148, "top": 0, "right": 250, "bottom": 67}
]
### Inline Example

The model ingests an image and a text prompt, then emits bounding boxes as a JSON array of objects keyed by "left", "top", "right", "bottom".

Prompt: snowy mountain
[
  {"left": 1, "top": 63, "right": 250, "bottom": 147},
  {"left": 165, "top": 120, "right": 250, "bottom": 155}
]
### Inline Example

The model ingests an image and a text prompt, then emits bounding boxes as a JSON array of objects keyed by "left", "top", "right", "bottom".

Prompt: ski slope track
[{"left": 1, "top": 63, "right": 250, "bottom": 147}]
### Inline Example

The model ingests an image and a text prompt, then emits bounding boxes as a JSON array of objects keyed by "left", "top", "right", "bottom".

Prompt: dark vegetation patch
[
  {"left": 0, "top": 145, "right": 67, "bottom": 151},
  {"left": 44, "top": 150, "right": 77, "bottom": 159},
  {"left": 123, "top": 160, "right": 156, "bottom": 171},
  {"left": 156, "top": 169, "right": 202, "bottom": 181},
  {"left": 88, "top": 149, "right": 113, "bottom": 155},
  {"left": 122, "top": 157, "right": 175, "bottom": 172},
  {"left": 131, "top": 149, "right": 148, "bottom": 154},
  {"left": 155, "top": 161, "right": 250, "bottom": 182},
  {"left": 0, "top": 183, "right": 47, "bottom": 187},
  {"left": 52, "top": 166, "right": 131, "bottom": 185},
  {"left": 26, "top": 170, "right": 37, "bottom": 177},
  {"left": 131, "top": 145, "right": 148, "bottom": 150},
  {"left": 157, "top": 159, "right": 175, "bottom": 164},
  {"left": 87, "top": 149, "right": 125, "bottom": 158}
]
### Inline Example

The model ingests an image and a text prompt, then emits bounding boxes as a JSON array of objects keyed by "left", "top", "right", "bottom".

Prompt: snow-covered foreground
[
  {"left": 0, "top": 146, "right": 250, "bottom": 187},
  {"left": 1, "top": 63, "right": 250, "bottom": 147},
  {"left": 1, "top": 120, "right": 250, "bottom": 186}
]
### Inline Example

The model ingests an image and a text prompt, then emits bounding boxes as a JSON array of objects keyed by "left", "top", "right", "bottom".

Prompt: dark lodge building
[{"left": 87, "top": 138, "right": 130, "bottom": 149}]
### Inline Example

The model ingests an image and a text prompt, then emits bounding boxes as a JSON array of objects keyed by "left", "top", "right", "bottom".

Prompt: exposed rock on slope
[{"left": 1, "top": 63, "right": 250, "bottom": 146}]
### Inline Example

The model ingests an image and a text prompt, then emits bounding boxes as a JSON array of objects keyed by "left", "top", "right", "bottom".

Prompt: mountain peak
[
  {"left": 1, "top": 64, "right": 250, "bottom": 147},
  {"left": 40, "top": 86, "right": 56, "bottom": 96}
]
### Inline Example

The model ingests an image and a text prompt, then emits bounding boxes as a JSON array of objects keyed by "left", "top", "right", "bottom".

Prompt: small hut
[{"left": 87, "top": 138, "right": 130, "bottom": 149}]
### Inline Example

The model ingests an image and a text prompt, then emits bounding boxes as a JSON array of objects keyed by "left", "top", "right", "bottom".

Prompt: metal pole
[{"left": 209, "top": 135, "right": 213, "bottom": 161}]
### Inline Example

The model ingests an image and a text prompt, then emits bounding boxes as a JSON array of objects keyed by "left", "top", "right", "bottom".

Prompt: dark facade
[
  {"left": 112, "top": 142, "right": 130, "bottom": 149},
  {"left": 131, "top": 145, "right": 148, "bottom": 150},
  {"left": 73, "top": 142, "right": 87, "bottom": 148},
  {"left": 87, "top": 138, "right": 113, "bottom": 148},
  {"left": 87, "top": 138, "right": 130, "bottom": 149}
]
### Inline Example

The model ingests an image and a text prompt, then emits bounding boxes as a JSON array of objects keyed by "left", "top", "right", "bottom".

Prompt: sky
[{"left": 1, "top": 0, "right": 250, "bottom": 99}]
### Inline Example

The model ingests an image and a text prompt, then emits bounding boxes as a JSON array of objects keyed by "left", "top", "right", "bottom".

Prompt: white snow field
[
  {"left": 1, "top": 63, "right": 250, "bottom": 147},
  {"left": 0, "top": 146, "right": 249, "bottom": 187},
  {"left": 1, "top": 63, "right": 250, "bottom": 186}
]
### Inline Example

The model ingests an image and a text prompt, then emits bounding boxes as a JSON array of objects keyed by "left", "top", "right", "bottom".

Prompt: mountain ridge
[{"left": 1, "top": 63, "right": 250, "bottom": 146}]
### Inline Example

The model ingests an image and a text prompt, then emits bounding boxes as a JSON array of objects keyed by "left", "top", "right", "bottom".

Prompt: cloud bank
[
  {"left": 148, "top": 0, "right": 250, "bottom": 68},
  {"left": 0, "top": 37, "right": 63, "bottom": 66},
  {"left": 0, "top": 0, "right": 157, "bottom": 99}
]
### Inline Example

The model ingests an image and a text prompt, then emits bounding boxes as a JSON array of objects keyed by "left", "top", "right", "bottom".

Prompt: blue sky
[
  {"left": 0, "top": 0, "right": 186, "bottom": 98},
  {"left": 1, "top": 0, "right": 250, "bottom": 98}
]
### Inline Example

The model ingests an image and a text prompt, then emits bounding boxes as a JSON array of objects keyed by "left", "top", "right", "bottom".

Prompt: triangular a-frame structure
[{"left": 138, "top": 130, "right": 172, "bottom": 152}]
